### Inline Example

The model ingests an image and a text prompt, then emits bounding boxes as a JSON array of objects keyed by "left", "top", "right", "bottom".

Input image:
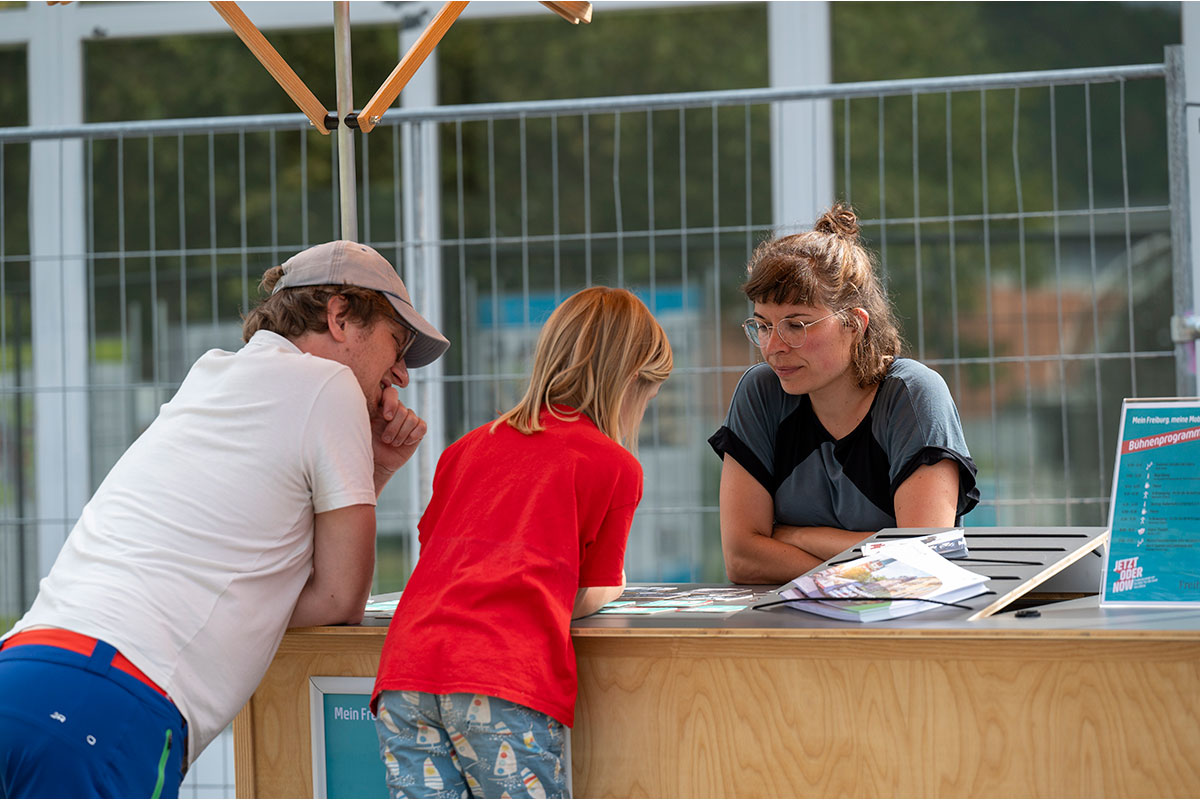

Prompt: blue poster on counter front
[
  {"left": 321, "top": 693, "right": 387, "bottom": 798},
  {"left": 310, "top": 677, "right": 388, "bottom": 799},
  {"left": 1102, "top": 398, "right": 1200, "bottom": 607}
]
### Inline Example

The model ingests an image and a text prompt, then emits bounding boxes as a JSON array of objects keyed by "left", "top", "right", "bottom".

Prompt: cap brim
[{"left": 388, "top": 299, "right": 450, "bottom": 369}]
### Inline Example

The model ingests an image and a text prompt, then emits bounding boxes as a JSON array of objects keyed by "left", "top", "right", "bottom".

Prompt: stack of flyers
[{"left": 592, "top": 585, "right": 760, "bottom": 616}]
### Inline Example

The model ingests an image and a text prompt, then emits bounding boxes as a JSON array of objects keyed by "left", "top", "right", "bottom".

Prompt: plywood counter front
[{"left": 234, "top": 596, "right": 1200, "bottom": 798}]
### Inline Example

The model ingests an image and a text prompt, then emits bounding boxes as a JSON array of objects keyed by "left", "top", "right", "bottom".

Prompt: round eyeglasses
[
  {"left": 390, "top": 315, "right": 418, "bottom": 362},
  {"left": 741, "top": 308, "right": 848, "bottom": 349}
]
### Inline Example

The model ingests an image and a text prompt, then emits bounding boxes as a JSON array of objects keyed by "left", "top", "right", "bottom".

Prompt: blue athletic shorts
[{"left": 0, "top": 639, "right": 188, "bottom": 799}]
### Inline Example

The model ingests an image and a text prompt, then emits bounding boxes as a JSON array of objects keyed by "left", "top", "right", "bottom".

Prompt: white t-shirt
[{"left": 5, "top": 330, "right": 377, "bottom": 763}]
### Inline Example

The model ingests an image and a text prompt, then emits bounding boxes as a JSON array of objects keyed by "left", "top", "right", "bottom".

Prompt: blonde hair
[
  {"left": 495, "top": 286, "right": 673, "bottom": 451},
  {"left": 741, "top": 202, "right": 902, "bottom": 387}
]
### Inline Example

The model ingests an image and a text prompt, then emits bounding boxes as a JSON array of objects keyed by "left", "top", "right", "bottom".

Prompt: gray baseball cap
[{"left": 274, "top": 240, "right": 450, "bottom": 369}]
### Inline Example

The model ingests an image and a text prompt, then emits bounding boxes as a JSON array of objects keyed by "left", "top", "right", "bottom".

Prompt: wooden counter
[{"left": 234, "top": 595, "right": 1200, "bottom": 798}]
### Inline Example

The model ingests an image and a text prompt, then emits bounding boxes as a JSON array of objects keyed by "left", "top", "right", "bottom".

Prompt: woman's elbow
[
  {"left": 721, "top": 546, "right": 760, "bottom": 585},
  {"left": 725, "top": 567, "right": 756, "bottom": 585}
]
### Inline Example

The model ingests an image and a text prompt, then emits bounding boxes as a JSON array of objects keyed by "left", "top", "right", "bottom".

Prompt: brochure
[
  {"left": 780, "top": 542, "right": 988, "bottom": 622},
  {"left": 363, "top": 594, "right": 400, "bottom": 619},
  {"left": 861, "top": 529, "right": 968, "bottom": 559},
  {"left": 594, "top": 585, "right": 766, "bottom": 616},
  {"left": 1101, "top": 398, "right": 1200, "bottom": 607}
]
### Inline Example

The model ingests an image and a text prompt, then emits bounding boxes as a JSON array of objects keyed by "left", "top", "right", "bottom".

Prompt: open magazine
[{"left": 780, "top": 541, "right": 988, "bottom": 622}]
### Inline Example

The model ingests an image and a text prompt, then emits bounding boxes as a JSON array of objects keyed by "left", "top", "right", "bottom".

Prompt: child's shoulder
[
  {"left": 446, "top": 413, "right": 634, "bottom": 462},
  {"left": 503, "top": 413, "right": 638, "bottom": 467},
  {"left": 434, "top": 420, "right": 495, "bottom": 465},
  {"left": 551, "top": 417, "right": 642, "bottom": 480}
]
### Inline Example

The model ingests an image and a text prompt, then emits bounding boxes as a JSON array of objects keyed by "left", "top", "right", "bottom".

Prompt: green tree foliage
[
  {"left": 833, "top": 1, "right": 1178, "bottom": 219},
  {"left": 85, "top": 26, "right": 409, "bottom": 121},
  {"left": 436, "top": 3, "right": 771, "bottom": 290},
  {"left": 0, "top": 43, "right": 31, "bottom": 366},
  {"left": 828, "top": 2, "right": 1177, "bottom": 388},
  {"left": 834, "top": 2, "right": 1179, "bottom": 81},
  {"left": 438, "top": 3, "right": 770, "bottom": 103},
  {"left": 83, "top": 25, "right": 415, "bottom": 249},
  {"left": 82, "top": 26, "right": 414, "bottom": 373},
  {"left": 827, "top": 2, "right": 1180, "bottom": 525},
  {"left": 1, "top": 1, "right": 1185, "bottom": 533},
  {"left": 72, "top": 5, "right": 773, "bottom": 386},
  {"left": 0, "top": 46, "right": 25, "bottom": 124},
  {"left": 0, "top": 46, "right": 28, "bottom": 258}
]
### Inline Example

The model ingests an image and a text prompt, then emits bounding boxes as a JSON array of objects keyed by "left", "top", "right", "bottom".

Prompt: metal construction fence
[
  {"left": 0, "top": 51, "right": 1191, "bottom": 800},
  {"left": 0, "top": 55, "right": 1190, "bottom": 628}
]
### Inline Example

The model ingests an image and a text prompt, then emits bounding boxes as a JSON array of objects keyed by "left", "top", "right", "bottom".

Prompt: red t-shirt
[{"left": 372, "top": 407, "right": 641, "bottom": 726}]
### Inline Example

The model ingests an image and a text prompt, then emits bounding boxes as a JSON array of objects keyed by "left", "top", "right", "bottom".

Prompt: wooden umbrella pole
[
  {"left": 333, "top": 0, "right": 358, "bottom": 241},
  {"left": 209, "top": 1, "right": 331, "bottom": 134},
  {"left": 357, "top": 1, "right": 469, "bottom": 133}
]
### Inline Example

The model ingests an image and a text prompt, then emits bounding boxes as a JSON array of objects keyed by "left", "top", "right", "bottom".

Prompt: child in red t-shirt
[{"left": 372, "top": 286, "right": 673, "bottom": 798}]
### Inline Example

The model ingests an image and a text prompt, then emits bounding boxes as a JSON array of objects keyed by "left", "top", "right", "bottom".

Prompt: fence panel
[
  {"left": 0, "top": 57, "right": 1182, "bottom": 800},
  {"left": 0, "top": 61, "right": 1178, "bottom": 606}
]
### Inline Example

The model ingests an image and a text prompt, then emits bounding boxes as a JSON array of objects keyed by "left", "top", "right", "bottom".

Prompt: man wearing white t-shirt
[{"left": 0, "top": 240, "right": 449, "bottom": 799}]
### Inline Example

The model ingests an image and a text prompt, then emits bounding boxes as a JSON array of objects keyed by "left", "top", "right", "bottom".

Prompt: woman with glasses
[{"left": 708, "top": 203, "right": 979, "bottom": 584}]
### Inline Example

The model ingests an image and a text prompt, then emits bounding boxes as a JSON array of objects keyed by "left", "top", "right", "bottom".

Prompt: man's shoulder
[
  {"left": 238, "top": 331, "right": 356, "bottom": 383},
  {"left": 177, "top": 332, "right": 361, "bottom": 419},
  {"left": 241, "top": 329, "right": 301, "bottom": 354}
]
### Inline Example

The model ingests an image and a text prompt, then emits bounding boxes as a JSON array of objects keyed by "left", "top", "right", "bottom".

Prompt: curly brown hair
[
  {"left": 741, "top": 203, "right": 902, "bottom": 387},
  {"left": 241, "top": 265, "right": 396, "bottom": 342}
]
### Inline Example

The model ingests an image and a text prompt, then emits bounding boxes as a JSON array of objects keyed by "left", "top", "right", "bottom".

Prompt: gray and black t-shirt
[{"left": 708, "top": 358, "right": 979, "bottom": 532}]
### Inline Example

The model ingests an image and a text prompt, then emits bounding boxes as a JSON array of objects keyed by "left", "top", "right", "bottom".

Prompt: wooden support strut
[
  {"left": 209, "top": 1, "right": 332, "bottom": 134},
  {"left": 203, "top": 0, "right": 591, "bottom": 136},
  {"left": 356, "top": 1, "right": 470, "bottom": 134},
  {"left": 356, "top": 0, "right": 591, "bottom": 133},
  {"left": 540, "top": 1, "right": 593, "bottom": 24}
]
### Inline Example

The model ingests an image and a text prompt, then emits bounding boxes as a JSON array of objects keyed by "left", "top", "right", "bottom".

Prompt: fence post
[
  {"left": 333, "top": 1, "right": 358, "bottom": 241},
  {"left": 27, "top": 4, "right": 91, "bottom": 588},
  {"left": 399, "top": 118, "right": 444, "bottom": 563},
  {"left": 768, "top": 1, "right": 833, "bottom": 233},
  {"left": 1166, "top": 45, "right": 1197, "bottom": 396}
]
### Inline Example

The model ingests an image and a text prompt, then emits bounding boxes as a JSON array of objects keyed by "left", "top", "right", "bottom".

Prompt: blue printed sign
[
  {"left": 310, "top": 679, "right": 388, "bottom": 798},
  {"left": 1102, "top": 399, "right": 1200, "bottom": 606}
]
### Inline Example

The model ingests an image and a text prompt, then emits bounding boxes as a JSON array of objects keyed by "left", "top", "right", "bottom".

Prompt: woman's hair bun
[{"left": 814, "top": 202, "right": 860, "bottom": 240}]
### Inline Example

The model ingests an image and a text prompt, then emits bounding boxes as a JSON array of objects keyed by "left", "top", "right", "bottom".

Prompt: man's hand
[{"left": 372, "top": 387, "right": 426, "bottom": 491}]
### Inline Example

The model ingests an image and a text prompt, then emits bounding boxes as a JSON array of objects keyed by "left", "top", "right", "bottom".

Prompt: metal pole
[
  {"left": 1165, "top": 45, "right": 1196, "bottom": 396},
  {"left": 333, "top": 0, "right": 357, "bottom": 241}
]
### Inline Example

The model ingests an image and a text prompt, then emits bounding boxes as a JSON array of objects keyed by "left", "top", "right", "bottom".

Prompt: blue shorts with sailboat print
[{"left": 375, "top": 691, "right": 567, "bottom": 799}]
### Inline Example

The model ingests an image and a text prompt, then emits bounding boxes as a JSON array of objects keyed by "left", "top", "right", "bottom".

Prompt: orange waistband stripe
[{"left": 3, "top": 629, "right": 170, "bottom": 700}]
